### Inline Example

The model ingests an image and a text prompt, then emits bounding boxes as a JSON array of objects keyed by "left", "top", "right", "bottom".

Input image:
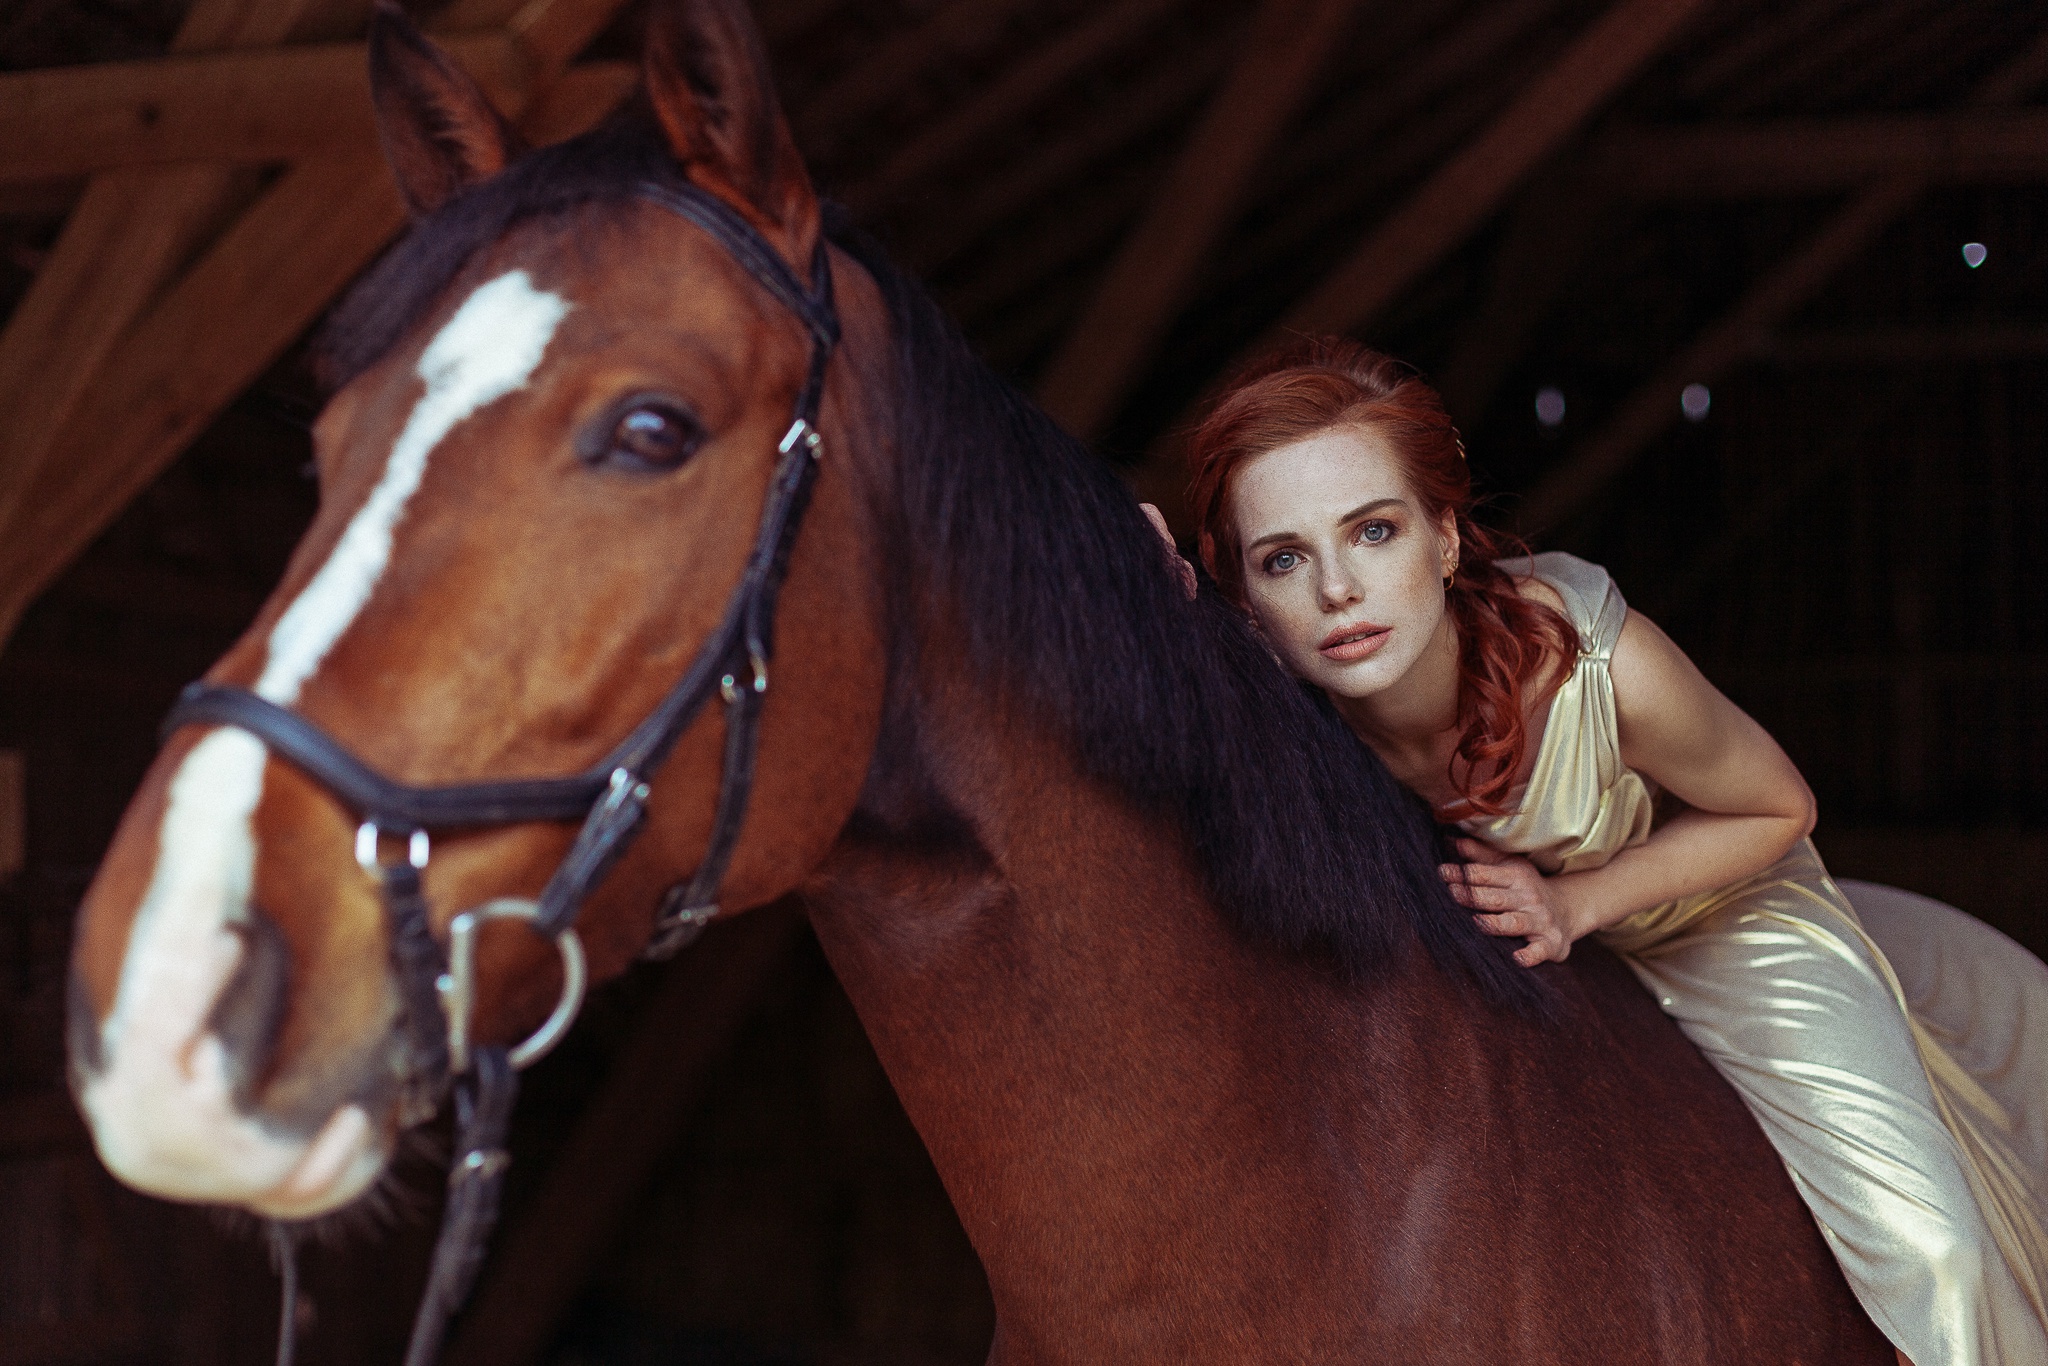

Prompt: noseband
[{"left": 159, "top": 179, "right": 839, "bottom": 1366}]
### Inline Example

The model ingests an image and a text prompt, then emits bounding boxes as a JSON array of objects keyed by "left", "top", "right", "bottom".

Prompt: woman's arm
[{"left": 1449, "top": 608, "right": 1816, "bottom": 966}]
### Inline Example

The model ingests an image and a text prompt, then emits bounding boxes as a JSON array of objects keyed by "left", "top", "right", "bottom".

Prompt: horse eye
[{"left": 596, "top": 401, "right": 703, "bottom": 472}]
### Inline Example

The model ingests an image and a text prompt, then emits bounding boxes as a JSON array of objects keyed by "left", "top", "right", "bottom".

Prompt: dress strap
[{"left": 1514, "top": 551, "right": 1626, "bottom": 661}]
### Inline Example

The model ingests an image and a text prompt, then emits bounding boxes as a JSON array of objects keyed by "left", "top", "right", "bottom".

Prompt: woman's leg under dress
[
  {"left": 1607, "top": 849, "right": 2048, "bottom": 1366},
  {"left": 1841, "top": 879, "right": 2048, "bottom": 1185}
]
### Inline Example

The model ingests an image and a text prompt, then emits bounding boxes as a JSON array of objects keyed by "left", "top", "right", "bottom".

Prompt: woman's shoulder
[
  {"left": 1496, "top": 551, "right": 1622, "bottom": 648},
  {"left": 1509, "top": 569, "right": 1568, "bottom": 616}
]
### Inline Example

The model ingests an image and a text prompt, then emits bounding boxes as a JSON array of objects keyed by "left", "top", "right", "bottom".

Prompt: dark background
[{"left": 2, "top": 1, "right": 2044, "bottom": 1363}]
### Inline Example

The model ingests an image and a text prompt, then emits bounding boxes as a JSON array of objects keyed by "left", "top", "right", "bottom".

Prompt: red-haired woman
[{"left": 1147, "top": 337, "right": 2048, "bottom": 1366}]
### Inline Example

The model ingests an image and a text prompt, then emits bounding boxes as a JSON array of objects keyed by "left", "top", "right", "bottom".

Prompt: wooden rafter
[
  {"left": 841, "top": 0, "right": 1188, "bottom": 218},
  {"left": 0, "top": 37, "right": 535, "bottom": 183},
  {"left": 0, "top": 0, "right": 351, "bottom": 590},
  {"left": 1515, "top": 180, "right": 1920, "bottom": 534},
  {"left": 1435, "top": 173, "right": 1611, "bottom": 429},
  {"left": 1126, "top": 0, "right": 1704, "bottom": 531},
  {"left": 0, "top": 0, "right": 637, "bottom": 647},
  {"left": 1035, "top": 0, "right": 1366, "bottom": 440},
  {"left": 1517, "top": 23, "right": 2048, "bottom": 534},
  {"left": 442, "top": 904, "right": 807, "bottom": 1366},
  {"left": 1591, "top": 109, "right": 2048, "bottom": 199},
  {"left": 794, "top": 0, "right": 1040, "bottom": 160},
  {"left": 1261, "top": 0, "right": 1710, "bottom": 347},
  {"left": 1762, "top": 325, "right": 2048, "bottom": 366},
  {"left": 1248, "top": 0, "right": 1564, "bottom": 209},
  {"left": 1179, "top": 0, "right": 1562, "bottom": 327},
  {"left": 898, "top": 41, "right": 1225, "bottom": 277}
]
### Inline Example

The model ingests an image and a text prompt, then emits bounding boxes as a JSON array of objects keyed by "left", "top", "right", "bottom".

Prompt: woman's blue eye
[
  {"left": 1266, "top": 550, "right": 1301, "bottom": 574},
  {"left": 1358, "top": 520, "right": 1394, "bottom": 545}
]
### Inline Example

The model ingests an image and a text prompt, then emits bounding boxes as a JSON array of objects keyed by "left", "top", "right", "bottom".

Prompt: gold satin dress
[{"left": 1459, "top": 553, "right": 2048, "bottom": 1365}]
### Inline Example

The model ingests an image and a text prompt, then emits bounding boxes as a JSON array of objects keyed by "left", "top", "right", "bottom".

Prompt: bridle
[{"left": 158, "top": 177, "right": 839, "bottom": 1366}]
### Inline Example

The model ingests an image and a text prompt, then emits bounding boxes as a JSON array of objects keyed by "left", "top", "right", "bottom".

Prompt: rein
[{"left": 159, "top": 179, "right": 839, "bottom": 1366}]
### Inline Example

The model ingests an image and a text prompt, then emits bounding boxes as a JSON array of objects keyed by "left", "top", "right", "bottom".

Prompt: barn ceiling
[{"left": 1, "top": 0, "right": 2045, "bottom": 823}]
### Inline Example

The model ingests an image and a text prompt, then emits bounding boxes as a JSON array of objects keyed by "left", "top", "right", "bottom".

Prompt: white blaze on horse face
[
  {"left": 82, "top": 272, "right": 571, "bottom": 1212},
  {"left": 258, "top": 270, "right": 572, "bottom": 704}
]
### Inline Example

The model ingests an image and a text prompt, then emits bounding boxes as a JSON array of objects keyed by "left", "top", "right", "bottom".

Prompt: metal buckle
[
  {"left": 778, "top": 417, "right": 822, "bottom": 458},
  {"left": 645, "top": 892, "right": 718, "bottom": 958},
  {"left": 356, "top": 822, "right": 429, "bottom": 872},
  {"left": 719, "top": 653, "right": 770, "bottom": 705},
  {"left": 438, "top": 899, "right": 588, "bottom": 1072}
]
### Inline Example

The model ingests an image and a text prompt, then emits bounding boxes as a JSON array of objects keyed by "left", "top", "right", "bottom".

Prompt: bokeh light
[
  {"left": 1680, "top": 383, "right": 1712, "bottom": 422},
  {"left": 1962, "top": 242, "right": 1988, "bottom": 268},
  {"left": 1534, "top": 386, "right": 1566, "bottom": 427}
]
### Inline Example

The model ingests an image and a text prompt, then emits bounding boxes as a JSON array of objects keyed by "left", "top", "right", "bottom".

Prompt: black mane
[
  {"left": 832, "top": 215, "right": 1543, "bottom": 1011},
  {"left": 318, "top": 115, "right": 1545, "bottom": 1011}
]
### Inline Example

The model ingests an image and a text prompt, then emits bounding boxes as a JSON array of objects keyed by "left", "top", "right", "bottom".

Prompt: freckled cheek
[{"left": 1246, "top": 585, "right": 1327, "bottom": 672}]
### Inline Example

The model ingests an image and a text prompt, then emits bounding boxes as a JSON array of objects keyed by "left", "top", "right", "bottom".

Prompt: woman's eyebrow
[{"left": 1244, "top": 497, "right": 1405, "bottom": 554}]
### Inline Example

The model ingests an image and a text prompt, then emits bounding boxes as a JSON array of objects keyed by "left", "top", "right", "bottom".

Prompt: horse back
[{"left": 1386, "top": 938, "right": 1894, "bottom": 1363}]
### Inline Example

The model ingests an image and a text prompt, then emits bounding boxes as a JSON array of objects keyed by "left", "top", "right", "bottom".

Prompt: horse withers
[{"left": 67, "top": 3, "right": 1893, "bottom": 1361}]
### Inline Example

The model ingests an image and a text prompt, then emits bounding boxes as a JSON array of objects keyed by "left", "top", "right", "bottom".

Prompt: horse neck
[{"left": 801, "top": 659, "right": 1481, "bottom": 1352}]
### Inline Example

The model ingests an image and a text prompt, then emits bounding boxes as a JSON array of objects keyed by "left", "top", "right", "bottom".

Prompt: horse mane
[
  {"left": 830, "top": 213, "right": 1543, "bottom": 1012},
  {"left": 314, "top": 115, "right": 1546, "bottom": 1012}
]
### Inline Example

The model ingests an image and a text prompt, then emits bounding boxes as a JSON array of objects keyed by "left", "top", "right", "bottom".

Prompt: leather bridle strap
[{"left": 155, "top": 176, "right": 839, "bottom": 1366}]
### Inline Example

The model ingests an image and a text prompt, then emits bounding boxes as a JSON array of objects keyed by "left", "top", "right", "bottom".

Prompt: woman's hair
[{"left": 1184, "top": 336, "right": 1574, "bottom": 816}]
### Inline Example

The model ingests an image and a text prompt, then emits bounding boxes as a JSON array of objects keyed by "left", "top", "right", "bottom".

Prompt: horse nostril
[{"left": 208, "top": 907, "right": 293, "bottom": 1110}]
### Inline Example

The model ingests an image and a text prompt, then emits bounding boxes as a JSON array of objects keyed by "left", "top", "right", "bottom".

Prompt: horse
[{"left": 65, "top": 2, "right": 1894, "bottom": 1361}]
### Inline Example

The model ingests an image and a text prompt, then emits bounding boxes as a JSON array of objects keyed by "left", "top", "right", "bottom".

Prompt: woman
[{"left": 1149, "top": 337, "right": 2048, "bottom": 1366}]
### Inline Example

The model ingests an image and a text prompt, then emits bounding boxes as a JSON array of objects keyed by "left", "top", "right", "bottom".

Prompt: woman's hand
[
  {"left": 1441, "top": 837, "right": 1584, "bottom": 967},
  {"left": 1141, "top": 503, "right": 1199, "bottom": 600}
]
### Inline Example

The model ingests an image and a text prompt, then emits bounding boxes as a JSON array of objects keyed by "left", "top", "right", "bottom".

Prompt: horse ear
[
  {"left": 367, "top": 2, "right": 520, "bottom": 217},
  {"left": 642, "top": 0, "right": 820, "bottom": 260}
]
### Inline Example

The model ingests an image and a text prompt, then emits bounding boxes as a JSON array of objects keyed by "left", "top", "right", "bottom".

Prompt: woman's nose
[{"left": 1318, "top": 562, "right": 1363, "bottom": 609}]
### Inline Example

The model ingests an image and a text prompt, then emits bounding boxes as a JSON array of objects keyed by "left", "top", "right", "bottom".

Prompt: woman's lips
[{"left": 1320, "top": 622, "right": 1391, "bottom": 662}]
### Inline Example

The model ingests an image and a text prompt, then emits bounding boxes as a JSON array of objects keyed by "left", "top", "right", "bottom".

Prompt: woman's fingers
[
  {"left": 1452, "top": 837, "right": 1511, "bottom": 866},
  {"left": 1140, "top": 502, "right": 1173, "bottom": 544},
  {"left": 1140, "top": 503, "right": 1199, "bottom": 600},
  {"left": 1473, "top": 909, "right": 1532, "bottom": 937},
  {"left": 1444, "top": 861, "right": 1519, "bottom": 887}
]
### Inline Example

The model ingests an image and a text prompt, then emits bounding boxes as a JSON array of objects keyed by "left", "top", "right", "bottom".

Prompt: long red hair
[{"left": 1185, "top": 337, "right": 1573, "bottom": 817}]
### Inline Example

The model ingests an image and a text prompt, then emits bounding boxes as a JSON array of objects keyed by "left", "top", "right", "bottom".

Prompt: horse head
[{"left": 67, "top": 0, "right": 887, "bottom": 1221}]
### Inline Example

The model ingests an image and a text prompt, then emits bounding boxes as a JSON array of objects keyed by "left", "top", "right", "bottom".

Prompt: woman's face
[{"left": 1230, "top": 425, "right": 1457, "bottom": 702}]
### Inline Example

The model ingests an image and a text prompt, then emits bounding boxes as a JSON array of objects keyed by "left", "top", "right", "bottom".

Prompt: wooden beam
[
  {"left": 0, "top": 0, "right": 636, "bottom": 646},
  {"left": 1762, "top": 325, "right": 2048, "bottom": 367},
  {"left": 1034, "top": 0, "right": 1365, "bottom": 440},
  {"left": 1672, "top": 0, "right": 1863, "bottom": 105},
  {"left": 1263, "top": 0, "right": 1708, "bottom": 347},
  {"left": 0, "top": 178, "right": 82, "bottom": 219},
  {"left": 1249, "top": 0, "right": 1563, "bottom": 209},
  {"left": 1591, "top": 109, "right": 2048, "bottom": 199},
  {"left": 1516, "top": 178, "right": 1919, "bottom": 533},
  {"left": 1435, "top": 173, "right": 1611, "bottom": 428},
  {"left": 841, "top": 0, "right": 1189, "bottom": 218},
  {"left": 794, "top": 0, "right": 1042, "bottom": 161},
  {"left": 1183, "top": 2, "right": 1554, "bottom": 326},
  {"left": 0, "top": 749, "right": 22, "bottom": 882},
  {"left": 941, "top": 176, "right": 1153, "bottom": 332},
  {"left": 896, "top": 43, "right": 1225, "bottom": 276},
  {"left": 1637, "top": 387, "right": 1910, "bottom": 625},
  {"left": 0, "top": 155, "right": 405, "bottom": 643},
  {"left": 441, "top": 903, "right": 807, "bottom": 1366},
  {"left": 0, "top": 0, "right": 360, "bottom": 584},
  {"left": 1518, "top": 24, "right": 2048, "bottom": 534},
  {"left": 0, "top": 37, "right": 535, "bottom": 184}
]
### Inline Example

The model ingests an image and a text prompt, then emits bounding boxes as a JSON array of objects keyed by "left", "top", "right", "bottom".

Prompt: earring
[{"left": 1442, "top": 565, "right": 1456, "bottom": 590}]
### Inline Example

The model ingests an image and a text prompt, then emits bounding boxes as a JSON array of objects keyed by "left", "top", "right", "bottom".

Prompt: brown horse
[{"left": 67, "top": 3, "right": 1893, "bottom": 1360}]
